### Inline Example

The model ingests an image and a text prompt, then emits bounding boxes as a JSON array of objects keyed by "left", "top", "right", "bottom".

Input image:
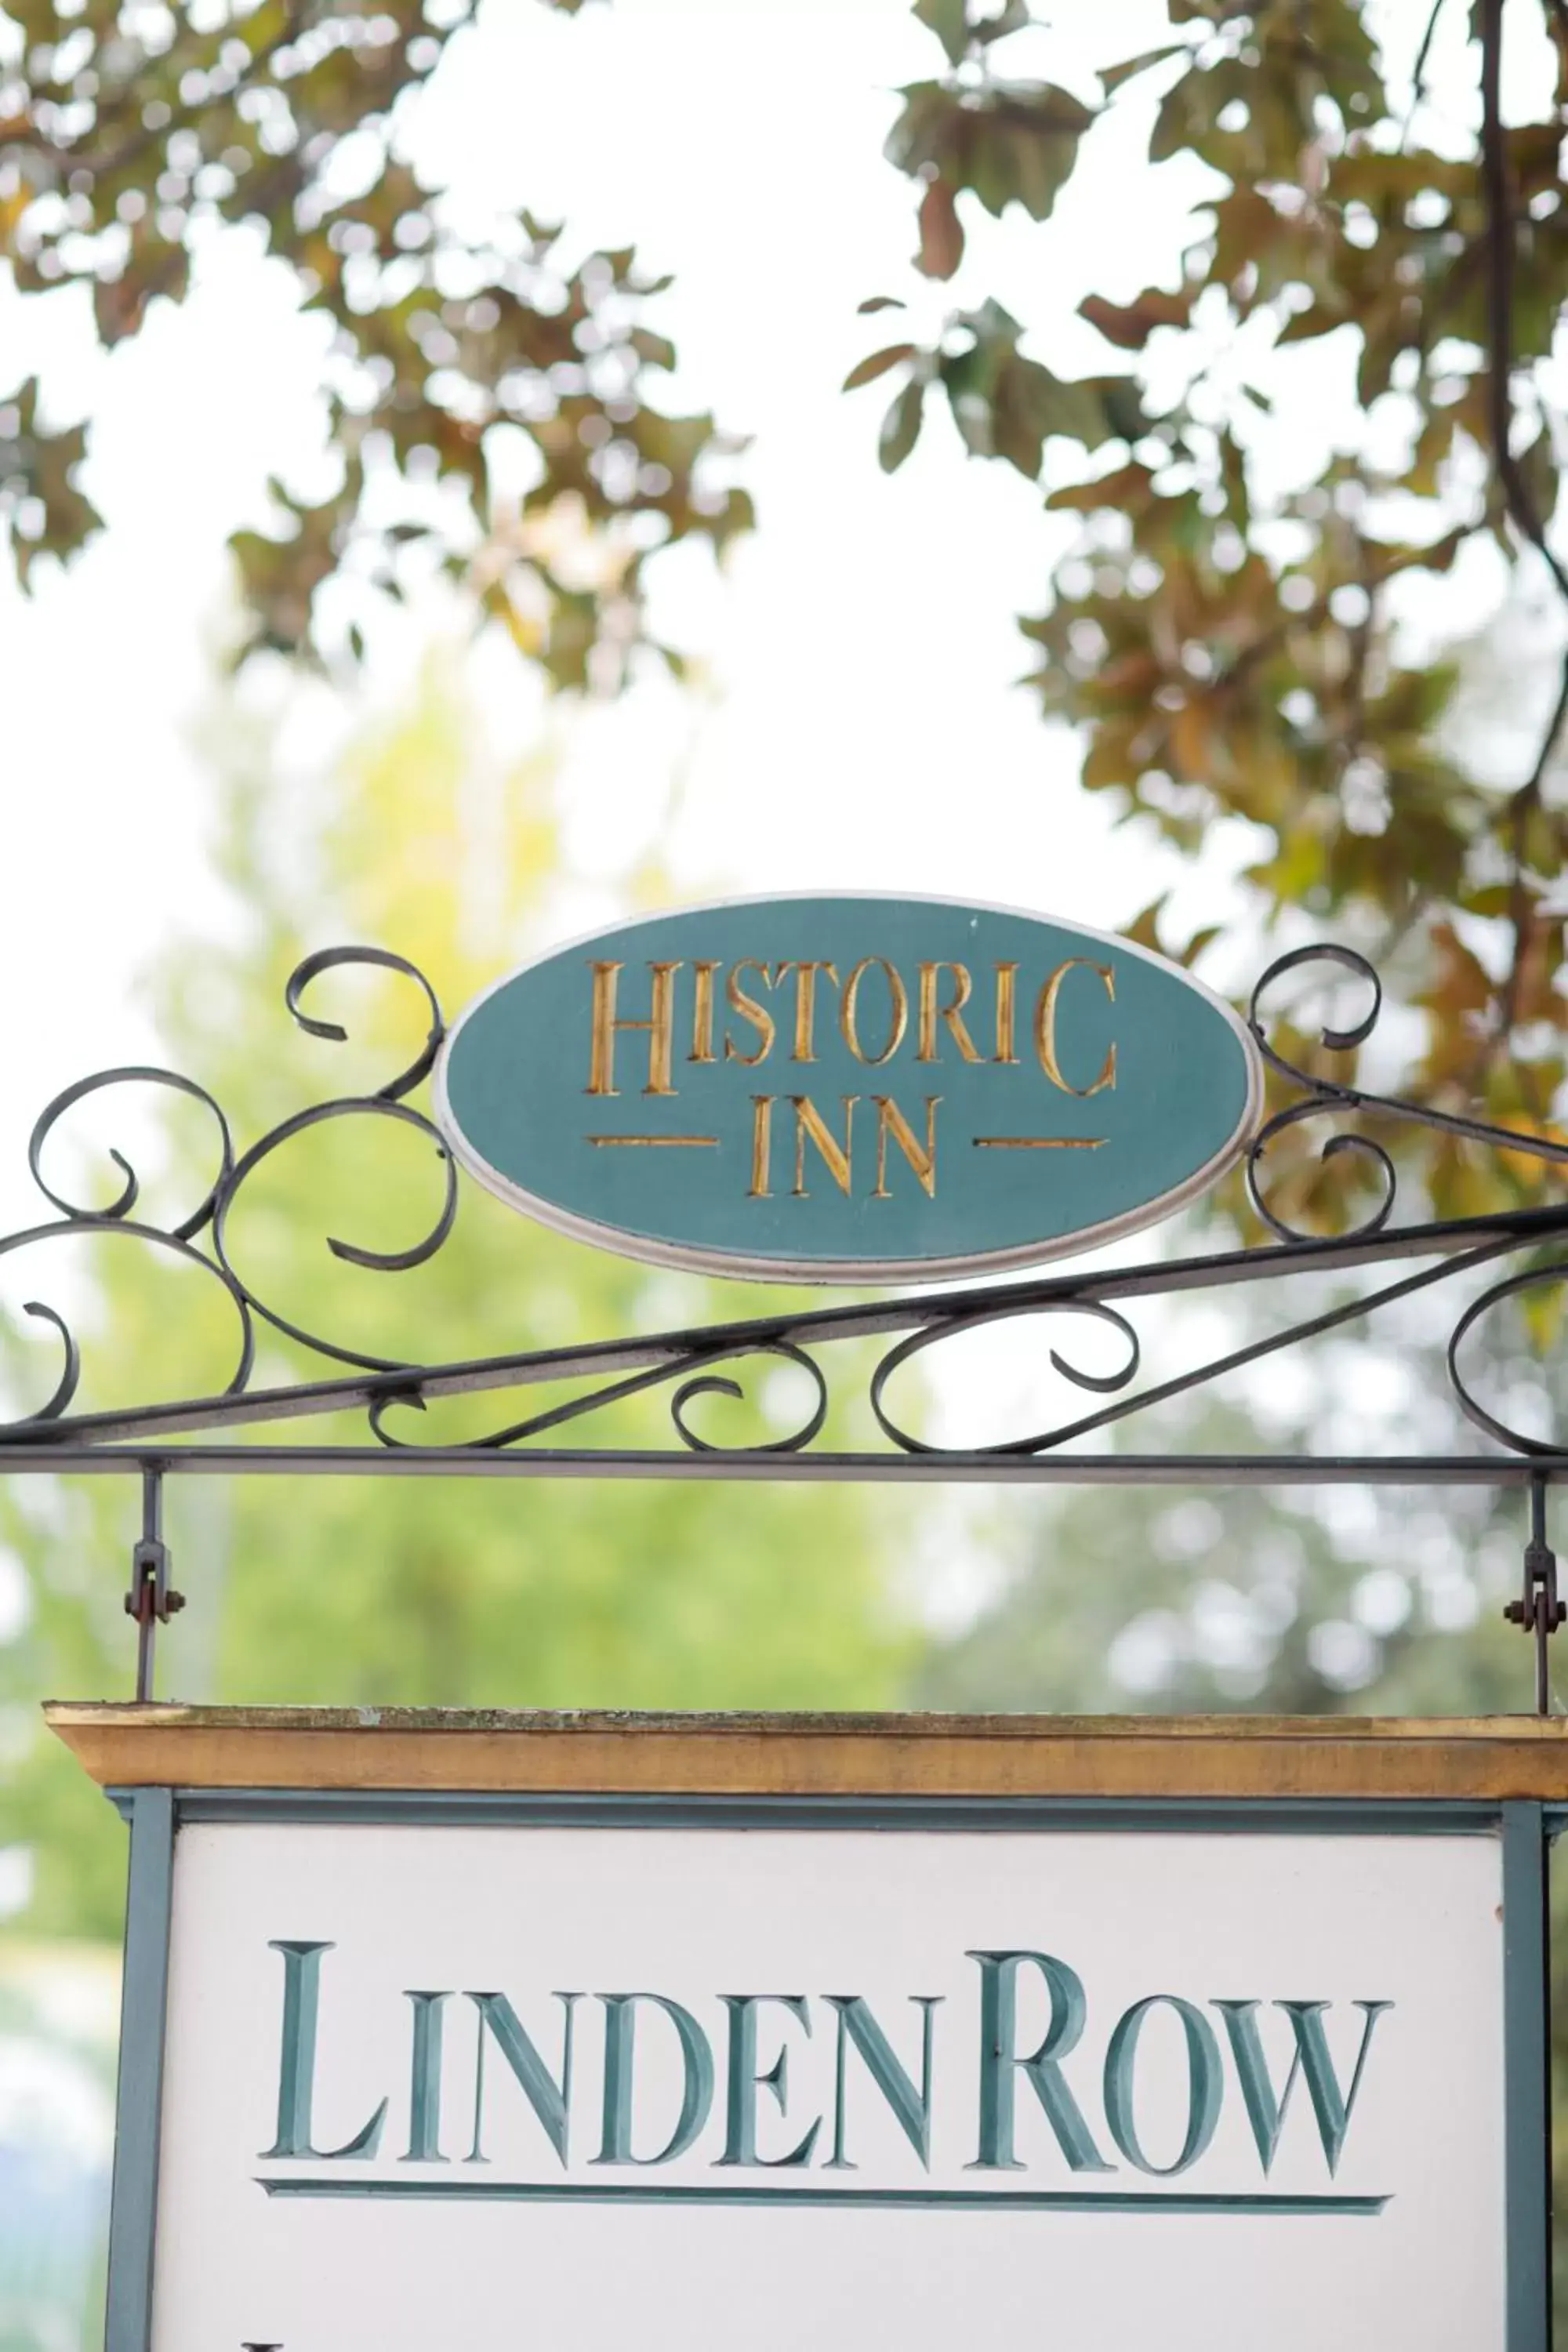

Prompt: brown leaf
[
  {"left": 1078, "top": 287, "right": 1192, "bottom": 350},
  {"left": 843, "top": 343, "right": 918, "bottom": 392},
  {"left": 916, "top": 176, "right": 964, "bottom": 280}
]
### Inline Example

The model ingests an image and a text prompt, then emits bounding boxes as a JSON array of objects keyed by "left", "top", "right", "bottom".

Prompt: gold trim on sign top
[{"left": 42, "top": 1703, "right": 1568, "bottom": 1802}]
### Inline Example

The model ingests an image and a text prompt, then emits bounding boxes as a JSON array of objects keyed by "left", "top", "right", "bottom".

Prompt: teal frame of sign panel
[
  {"left": 100, "top": 1784, "right": 1555, "bottom": 2352},
  {"left": 434, "top": 895, "right": 1265, "bottom": 1281}
]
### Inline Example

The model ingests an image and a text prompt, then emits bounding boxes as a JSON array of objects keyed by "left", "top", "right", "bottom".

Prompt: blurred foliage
[
  {"left": 920, "top": 1413, "right": 1523, "bottom": 1720},
  {"left": 0, "top": 669, "right": 916, "bottom": 1940},
  {"left": 0, "top": 372, "right": 97, "bottom": 583},
  {"left": 912, "top": 1299, "right": 1568, "bottom": 2286},
  {"left": 0, "top": 1944, "right": 114, "bottom": 2347},
  {"left": 0, "top": 0, "right": 750, "bottom": 684},
  {"left": 851, "top": 0, "right": 1568, "bottom": 1223}
]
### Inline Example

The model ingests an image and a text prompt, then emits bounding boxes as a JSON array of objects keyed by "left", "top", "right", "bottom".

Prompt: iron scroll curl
[
  {"left": 1447, "top": 1257, "right": 1568, "bottom": 1458},
  {"left": 208, "top": 948, "right": 457, "bottom": 1373},
  {"left": 27, "top": 1065, "right": 236, "bottom": 1238},
  {"left": 1246, "top": 941, "right": 1568, "bottom": 1245},
  {"left": 368, "top": 1338, "right": 830, "bottom": 1456},
  {"left": 1246, "top": 946, "right": 1396, "bottom": 1242},
  {"left": 869, "top": 1299, "right": 1141, "bottom": 1457},
  {"left": 0, "top": 948, "right": 448, "bottom": 1432},
  {"left": 285, "top": 946, "right": 445, "bottom": 1104}
]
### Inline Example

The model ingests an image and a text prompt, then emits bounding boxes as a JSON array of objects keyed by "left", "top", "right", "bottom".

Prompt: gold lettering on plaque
[
  {"left": 916, "top": 963, "right": 983, "bottom": 1064},
  {"left": 724, "top": 961, "right": 776, "bottom": 1065},
  {"left": 789, "top": 1094, "right": 857, "bottom": 1196},
  {"left": 688, "top": 960, "right": 720, "bottom": 1064},
  {"left": 871, "top": 1095, "right": 939, "bottom": 1200},
  {"left": 1035, "top": 960, "right": 1116, "bottom": 1096},
  {"left": 773, "top": 961, "right": 840, "bottom": 1062},
  {"left": 748, "top": 1095, "right": 775, "bottom": 1197},
  {"left": 586, "top": 960, "right": 683, "bottom": 1098},
  {"left": 993, "top": 963, "right": 1019, "bottom": 1064},
  {"left": 840, "top": 957, "right": 909, "bottom": 1066}
]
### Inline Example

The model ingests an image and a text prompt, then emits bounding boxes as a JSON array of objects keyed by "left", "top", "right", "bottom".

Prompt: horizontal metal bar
[
  {"left": 168, "top": 1789, "right": 1510, "bottom": 1832},
  {"left": 0, "top": 1444, "right": 1559, "bottom": 1485},
  {"left": 5, "top": 1201, "right": 1567, "bottom": 1454}
]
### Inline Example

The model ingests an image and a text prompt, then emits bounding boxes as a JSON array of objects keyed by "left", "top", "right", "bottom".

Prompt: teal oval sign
[{"left": 434, "top": 895, "right": 1262, "bottom": 1283}]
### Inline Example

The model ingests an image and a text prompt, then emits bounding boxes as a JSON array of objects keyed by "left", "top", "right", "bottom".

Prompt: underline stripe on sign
[
  {"left": 586, "top": 1135, "right": 720, "bottom": 1147},
  {"left": 256, "top": 2180, "right": 1388, "bottom": 2216},
  {"left": 971, "top": 1136, "right": 1107, "bottom": 1150}
]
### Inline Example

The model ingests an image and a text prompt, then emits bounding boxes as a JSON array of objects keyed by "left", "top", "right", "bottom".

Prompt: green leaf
[
  {"left": 885, "top": 79, "right": 1091, "bottom": 224},
  {"left": 1100, "top": 42, "right": 1189, "bottom": 94},
  {"left": 1517, "top": 425, "right": 1559, "bottom": 536},
  {"left": 973, "top": 85, "right": 1094, "bottom": 220},
  {"left": 1094, "top": 376, "right": 1149, "bottom": 445},
  {"left": 1149, "top": 54, "right": 1250, "bottom": 165},
  {"left": 971, "top": 0, "right": 1034, "bottom": 45},
  {"left": 885, "top": 82, "right": 960, "bottom": 180},
  {"left": 629, "top": 326, "right": 677, "bottom": 371},
  {"left": 843, "top": 343, "right": 918, "bottom": 392},
  {"left": 0, "top": 376, "right": 103, "bottom": 587},
  {"left": 880, "top": 376, "right": 927, "bottom": 472},
  {"left": 913, "top": 0, "right": 971, "bottom": 67}
]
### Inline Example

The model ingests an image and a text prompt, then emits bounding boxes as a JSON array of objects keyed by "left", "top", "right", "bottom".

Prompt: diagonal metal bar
[
  {"left": 984, "top": 1229, "right": 1528, "bottom": 1456},
  {"left": 5, "top": 1200, "right": 1568, "bottom": 1454}
]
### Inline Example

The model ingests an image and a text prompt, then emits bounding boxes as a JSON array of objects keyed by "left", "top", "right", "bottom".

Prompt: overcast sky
[
  {"left": 0, "top": 0, "right": 1558, "bottom": 1472},
  {"left": 5, "top": 0, "right": 1555, "bottom": 1185}
]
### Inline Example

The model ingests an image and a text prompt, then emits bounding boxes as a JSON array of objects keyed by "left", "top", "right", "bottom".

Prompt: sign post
[{"left": 51, "top": 1704, "right": 1560, "bottom": 2352}]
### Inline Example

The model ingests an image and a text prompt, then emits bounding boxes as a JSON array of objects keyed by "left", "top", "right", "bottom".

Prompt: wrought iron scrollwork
[
  {"left": 0, "top": 1214, "right": 256, "bottom": 1422},
  {"left": 368, "top": 1336, "right": 830, "bottom": 1457},
  {"left": 0, "top": 946, "right": 449, "bottom": 1428},
  {"left": 285, "top": 946, "right": 444, "bottom": 1103},
  {"left": 670, "top": 1342, "right": 829, "bottom": 1455},
  {"left": 27, "top": 1064, "right": 234, "bottom": 1236},
  {"left": 1246, "top": 942, "right": 1568, "bottom": 1243},
  {"left": 16, "top": 1299, "right": 78, "bottom": 1422},
  {"left": 212, "top": 1096, "right": 456, "bottom": 1374},
  {"left": 1447, "top": 1256, "right": 1568, "bottom": 1458},
  {"left": 869, "top": 1299, "right": 1141, "bottom": 1457},
  {"left": 3, "top": 935, "right": 1568, "bottom": 1495}
]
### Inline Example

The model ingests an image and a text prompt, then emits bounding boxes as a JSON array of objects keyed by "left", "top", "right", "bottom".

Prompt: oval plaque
[{"left": 434, "top": 895, "right": 1263, "bottom": 1282}]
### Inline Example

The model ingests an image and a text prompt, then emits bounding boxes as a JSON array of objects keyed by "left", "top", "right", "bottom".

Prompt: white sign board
[{"left": 145, "top": 1816, "right": 1506, "bottom": 2351}]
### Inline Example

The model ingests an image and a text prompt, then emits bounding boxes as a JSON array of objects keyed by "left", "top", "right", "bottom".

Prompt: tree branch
[
  {"left": 1402, "top": 0, "right": 1450, "bottom": 144},
  {"left": 1481, "top": 0, "right": 1568, "bottom": 601},
  {"left": 1480, "top": 0, "right": 1568, "bottom": 1047},
  {"left": 1215, "top": 523, "right": 1475, "bottom": 698}
]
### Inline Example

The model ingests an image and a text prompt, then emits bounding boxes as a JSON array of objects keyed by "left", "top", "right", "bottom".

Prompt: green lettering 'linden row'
[{"left": 262, "top": 1942, "right": 1388, "bottom": 2184}]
